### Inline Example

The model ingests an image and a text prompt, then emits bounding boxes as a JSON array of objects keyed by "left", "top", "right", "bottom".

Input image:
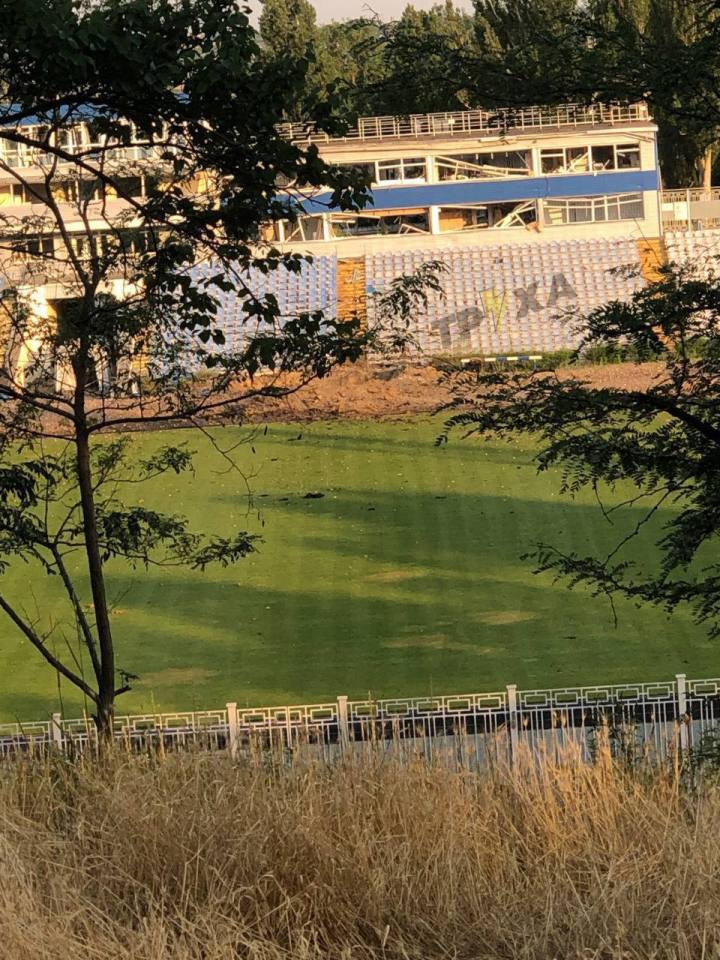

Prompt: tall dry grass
[{"left": 0, "top": 745, "right": 718, "bottom": 959}]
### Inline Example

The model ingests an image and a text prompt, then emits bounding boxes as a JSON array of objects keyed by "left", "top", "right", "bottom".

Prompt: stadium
[
  {"left": 7, "top": 6, "right": 720, "bottom": 958},
  {"left": 1, "top": 98, "right": 720, "bottom": 737},
  {"left": 271, "top": 101, "right": 719, "bottom": 356},
  {"left": 2, "top": 99, "right": 720, "bottom": 375}
]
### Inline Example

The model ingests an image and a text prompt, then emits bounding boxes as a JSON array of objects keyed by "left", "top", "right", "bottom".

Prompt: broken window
[
  {"left": 376, "top": 158, "right": 426, "bottom": 183},
  {"left": 0, "top": 182, "right": 50, "bottom": 205},
  {"left": 541, "top": 143, "right": 641, "bottom": 174},
  {"left": 11, "top": 234, "right": 54, "bottom": 258},
  {"left": 284, "top": 216, "right": 325, "bottom": 242},
  {"left": 543, "top": 192, "right": 644, "bottom": 225},
  {"left": 438, "top": 207, "right": 489, "bottom": 231},
  {"left": 540, "top": 146, "right": 589, "bottom": 173},
  {"left": 436, "top": 150, "right": 530, "bottom": 180},
  {"left": 110, "top": 176, "right": 144, "bottom": 199},
  {"left": 615, "top": 144, "right": 642, "bottom": 169},
  {"left": 0, "top": 140, "right": 23, "bottom": 166},
  {"left": 331, "top": 163, "right": 374, "bottom": 184},
  {"left": 56, "top": 126, "right": 86, "bottom": 151},
  {"left": 328, "top": 210, "right": 429, "bottom": 237},
  {"left": 591, "top": 145, "right": 615, "bottom": 171},
  {"left": 438, "top": 200, "right": 537, "bottom": 230},
  {"left": 331, "top": 158, "right": 426, "bottom": 186}
]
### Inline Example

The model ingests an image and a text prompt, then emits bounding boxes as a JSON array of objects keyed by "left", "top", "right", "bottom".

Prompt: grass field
[{"left": 2, "top": 416, "right": 717, "bottom": 721}]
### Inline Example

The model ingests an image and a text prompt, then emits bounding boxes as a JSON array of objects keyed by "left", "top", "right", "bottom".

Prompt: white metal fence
[
  {"left": 2, "top": 673, "right": 720, "bottom": 764},
  {"left": 278, "top": 102, "right": 651, "bottom": 145}
]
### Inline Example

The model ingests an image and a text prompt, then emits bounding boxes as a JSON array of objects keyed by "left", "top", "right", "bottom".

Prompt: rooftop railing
[
  {"left": 278, "top": 102, "right": 652, "bottom": 145},
  {"left": 662, "top": 187, "right": 720, "bottom": 204}
]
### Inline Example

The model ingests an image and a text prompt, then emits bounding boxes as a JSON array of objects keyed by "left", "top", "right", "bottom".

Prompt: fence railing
[
  {"left": 661, "top": 188, "right": 720, "bottom": 230},
  {"left": 2, "top": 672, "right": 719, "bottom": 764},
  {"left": 278, "top": 102, "right": 651, "bottom": 146}
]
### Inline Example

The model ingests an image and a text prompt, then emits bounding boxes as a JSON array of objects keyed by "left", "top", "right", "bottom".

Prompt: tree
[
  {"left": 470, "top": 0, "right": 586, "bottom": 107},
  {"left": 259, "top": 0, "right": 318, "bottom": 62},
  {"left": 316, "top": 18, "right": 390, "bottom": 120},
  {"left": 258, "top": 2, "right": 476, "bottom": 124},
  {"left": 0, "top": 0, "right": 437, "bottom": 736},
  {"left": 440, "top": 266, "right": 720, "bottom": 638},
  {"left": 585, "top": 0, "right": 720, "bottom": 187},
  {"left": 376, "top": 2, "right": 476, "bottom": 116},
  {"left": 464, "top": 0, "right": 720, "bottom": 187},
  {"left": 258, "top": 0, "right": 329, "bottom": 121}
]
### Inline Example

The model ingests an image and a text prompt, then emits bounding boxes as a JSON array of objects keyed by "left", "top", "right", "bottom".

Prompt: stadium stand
[
  {"left": 188, "top": 255, "right": 339, "bottom": 351},
  {"left": 9, "top": 102, "right": 720, "bottom": 371},
  {"left": 365, "top": 237, "right": 645, "bottom": 355},
  {"left": 184, "top": 234, "right": 649, "bottom": 360},
  {"left": 665, "top": 230, "right": 720, "bottom": 279}
]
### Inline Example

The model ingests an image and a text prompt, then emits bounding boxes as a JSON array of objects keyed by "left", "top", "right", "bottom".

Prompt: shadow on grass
[
  {"left": 96, "top": 486, "right": 707, "bottom": 710},
  {"left": 0, "top": 473, "right": 707, "bottom": 720}
]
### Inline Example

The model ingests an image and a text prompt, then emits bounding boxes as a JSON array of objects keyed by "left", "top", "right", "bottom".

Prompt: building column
[
  {"left": 15, "top": 288, "right": 52, "bottom": 389},
  {"left": 529, "top": 145, "right": 541, "bottom": 177},
  {"left": 429, "top": 206, "right": 441, "bottom": 235},
  {"left": 425, "top": 154, "right": 436, "bottom": 184}
]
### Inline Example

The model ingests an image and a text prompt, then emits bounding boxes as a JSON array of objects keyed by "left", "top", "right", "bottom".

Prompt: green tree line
[{"left": 258, "top": 0, "right": 720, "bottom": 188}]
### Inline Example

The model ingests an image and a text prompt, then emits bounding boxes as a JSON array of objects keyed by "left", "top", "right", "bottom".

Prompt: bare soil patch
[
  {"left": 43, "top": 359, "right": 667, "bottom": 434},
  {"left": 237, "top": 359, "right": 666, "bottom": 424}
]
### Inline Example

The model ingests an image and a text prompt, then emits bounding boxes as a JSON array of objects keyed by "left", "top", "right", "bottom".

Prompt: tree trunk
[
  {"left": 703, "top": 146, "right": 713, "bottom": 191},
  {"left": 75, "top": 416, "right": 116, "bottom": 741}
]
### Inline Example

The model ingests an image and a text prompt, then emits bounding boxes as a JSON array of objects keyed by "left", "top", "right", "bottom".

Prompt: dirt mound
[
  {"left": 42, "top": 359, "right": 667, "bottom": 435},
  {"left": 241, "top": 362, "right": 449, "bottom": 422},
  {"left": 239, "top": 359, "right": 666, "bottom": 423}
]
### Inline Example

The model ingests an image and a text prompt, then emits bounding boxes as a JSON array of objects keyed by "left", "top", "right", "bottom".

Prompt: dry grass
[{"left": 0, "top": 746, "right": 718, "bottom": 959}]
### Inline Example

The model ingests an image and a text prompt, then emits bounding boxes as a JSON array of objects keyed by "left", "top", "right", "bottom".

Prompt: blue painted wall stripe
[{"left": 290, "top": 169, "right": 660, "bottom": 215}]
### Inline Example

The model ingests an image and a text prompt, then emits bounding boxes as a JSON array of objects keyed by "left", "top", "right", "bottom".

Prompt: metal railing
[
  {"left": 278, "top": 102, "right": 652, "bottom": 146},
  {"left": 662, "top": 188, "right": 720, "bottom": 204},
  {"left": 1, "top": 671, "right": 718, "bottom": 765},
  {"left": 661, "top": 188, "right": 720, "bottom": 230},
  {"left": 0, "top": 143, "right": 168, "bottom": 171}
]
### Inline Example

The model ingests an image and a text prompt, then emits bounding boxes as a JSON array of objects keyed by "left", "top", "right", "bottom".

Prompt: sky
[
  {"left": 310, "top": 0, "right": 473, "bottom": 20},
  {"left": 249, "top": 0, "right": 474, "bottom": 24}
]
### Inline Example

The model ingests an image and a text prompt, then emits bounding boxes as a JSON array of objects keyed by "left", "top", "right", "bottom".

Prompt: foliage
[
  {"left": 315, "top": 18, "right": 389, "bottom": 120},
  {"left": 471, "top": 0, "right": 587, "bottom": 106},
  {"left": 441, "top": 265, "right": 720, "bottom": 639},
  {"left": 258, "top": 0, "right": 330, "bottom": 122},
  {"left": 257, "top": 1, "right": 475, "bottom": 123},
  {"left": 0, "top": 0, "right": 438, "bottom": 732},
  {"left": 583, "top": 0, "right": 720, "bottom": 186},
  {"left": 374, "top": 1, "right": 476, "bottom": 116}
]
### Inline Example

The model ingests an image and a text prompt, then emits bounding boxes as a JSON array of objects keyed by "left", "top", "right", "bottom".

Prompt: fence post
[
  {"left": 51, "top": 712, "right": 63, "bottom": 750},
  {"left": 226, "top": 702, "right": 238, "bottom": 759},
  {"left": 676, "top": 674, "right": 689, "bottom": 755},
  {"left": 507, "top": 684, "right": 519, "bottom": 767},
  {"left": 336, "top": 695, "right": 350, "bottom": 753}
]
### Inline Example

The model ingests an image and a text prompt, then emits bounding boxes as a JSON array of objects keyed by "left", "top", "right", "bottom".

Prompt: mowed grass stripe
[{"left": 1, "top": 417, "right": 713, "bottom": 721}]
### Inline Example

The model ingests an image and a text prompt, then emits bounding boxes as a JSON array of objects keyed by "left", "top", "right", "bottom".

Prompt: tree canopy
[
  {"left": 261, "top": 0, "right": 720, "bottom": 187},
  {"left": 0, "top": 0, "right": 438, "bottom": 734},
  {"left": 441, "top": 266, "right": 720, "bottom": 639}
]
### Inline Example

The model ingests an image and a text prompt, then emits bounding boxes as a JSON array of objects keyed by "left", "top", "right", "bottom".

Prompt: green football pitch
[{"left": 2, "top": 417, "right": 716, "bottom": 722}]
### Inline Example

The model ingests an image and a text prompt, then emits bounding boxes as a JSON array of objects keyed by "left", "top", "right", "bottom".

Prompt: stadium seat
[{"left": 364, "top": 237, "right": 645, "bottom": 356}]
